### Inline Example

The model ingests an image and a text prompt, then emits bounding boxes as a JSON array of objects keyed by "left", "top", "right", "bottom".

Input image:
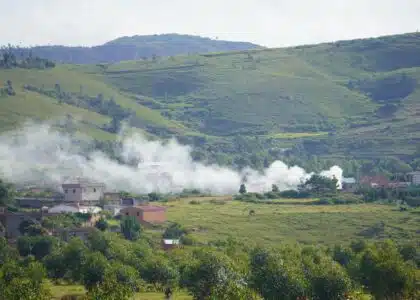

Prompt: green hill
[
  {"left": 1, "top": 32, "right": 420, "bottom": 175},
  {"left": 9, "top": 34, "right": 262, "bottom": 64}
]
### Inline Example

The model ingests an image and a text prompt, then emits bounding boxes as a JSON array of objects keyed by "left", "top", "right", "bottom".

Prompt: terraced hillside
[{"left": 1, "top": 32, "right": 420, "bottom": 174}]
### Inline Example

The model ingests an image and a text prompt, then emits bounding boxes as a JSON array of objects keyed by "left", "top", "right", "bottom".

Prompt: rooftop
[
  {"left": 62, "top": 177, "right": 105, "bottom": 187},
  {"left": 124, "top": 205, "right": 167, "bottom": 212}
]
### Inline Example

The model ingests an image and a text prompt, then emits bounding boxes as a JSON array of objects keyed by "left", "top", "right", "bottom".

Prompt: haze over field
[{"left": 0, "top": 123, "right": 342, "bottom": 194}]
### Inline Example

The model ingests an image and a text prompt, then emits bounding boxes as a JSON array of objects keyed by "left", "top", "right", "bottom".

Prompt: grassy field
[
  {"left": 50, "top": 284, "right": 192, "bottom": 299},
  {"left": 161, "top": 197, "right": 420, "bottom": 247}
]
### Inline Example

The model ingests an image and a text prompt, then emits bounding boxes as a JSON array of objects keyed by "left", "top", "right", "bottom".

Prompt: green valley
[{"left": 1, "top": 32, "right": 420, "bottom": 175}]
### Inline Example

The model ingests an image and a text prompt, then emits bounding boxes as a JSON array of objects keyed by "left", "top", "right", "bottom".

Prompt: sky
[{"left": 1, "top": 0, "right": 419, "bottom": 48}]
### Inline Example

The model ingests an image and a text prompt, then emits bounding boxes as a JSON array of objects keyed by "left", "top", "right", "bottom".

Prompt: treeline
[
  {"left": 0, "top": 45, "right": 55, "bottom": 69},
  {"left": 1, "top": 226, "right": 418, "bottom": 299}
]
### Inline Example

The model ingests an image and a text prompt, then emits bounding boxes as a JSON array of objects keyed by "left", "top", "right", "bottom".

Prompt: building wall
[
  {"left": 412, "top": 174, "right": 420, "bottom": 185},
  {"left": 63, "top": 186, "right": 83, "bottom": 202},
  {"left": 63, "top": 185, "right": 104, "bottom": 203},
  {"left": 142, "top": 210, "right": 166, "bottom": 223},
  {"left": 82, "top": 186, "right": 104, "bottom": 201},
  {"left": 120, "top": 207, "right": 166, "bottom": 224}
]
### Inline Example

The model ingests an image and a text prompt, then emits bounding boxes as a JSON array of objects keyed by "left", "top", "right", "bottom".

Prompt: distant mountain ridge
[{"left": 9, "top": 34, "right": 262, "bottom": 64}]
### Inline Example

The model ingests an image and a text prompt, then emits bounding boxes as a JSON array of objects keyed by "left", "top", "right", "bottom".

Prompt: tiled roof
[{"left": 129, "top": 205, "right": 167, "bottom": 212}]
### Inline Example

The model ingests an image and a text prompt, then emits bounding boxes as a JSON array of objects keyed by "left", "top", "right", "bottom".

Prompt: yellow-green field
[
  {"left": 50, "top": 285, "right": 191, "bottom": 300},
  {"left": 161, "top": 197, "right": 420, "bottom": 247}
]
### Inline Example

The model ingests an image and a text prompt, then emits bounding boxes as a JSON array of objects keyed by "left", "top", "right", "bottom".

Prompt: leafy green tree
[
  {"left": 17, "top": 236, "right": 56, "bottom": 260},
  {"left": 44, "top": 251, "right": 66, "bottom": 282},
  {"left": 163, "top": 223, "right": 186, "bottom": 239},
  {"left": 239, "top": 183, "right": 247, "bottom": 194},
  {"left": 357, "top": 240, "right": 417, "bottom": 300},
  {"left": 299, "top": 174, "right": 338, "bottom": 196},
  {"left": 302, "top": 250, "right": 353, "bottom": 300},
  {"left": 140, "top": 256, "right": 179, "bottom": 289},
  {"left": 95, "top": 217, "right": 108, "bottom": 231},
  {"left": 249, "top": 247, "right": 309, "bottom": 300},
  {"left": 181, "top": 249, "right": 253, "bottom": 300},
  {"left": 271, "top": 184, "right": 279, "bottom": 192},
  {"left": 0, "top": 261, "right": 51, "bottom": 300},
  {"left": 82, "top": 251, "right": 110, "bottom": 289},
  {"left": 62, "top": 238, "right": 89, "bottom": 282},
  {"left": 83, "top": 276, "right": 134, "bottom": 300},
  {"left": 120, "top": 216, "right": 141, "bottom": 241},
  {"left": 0, "top": 179, "right": 13, "bottom": 206}
]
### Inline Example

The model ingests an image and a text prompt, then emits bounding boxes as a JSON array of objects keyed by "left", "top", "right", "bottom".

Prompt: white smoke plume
[{"left": 0, "top": 122, "right": 343, "bottom": 195}]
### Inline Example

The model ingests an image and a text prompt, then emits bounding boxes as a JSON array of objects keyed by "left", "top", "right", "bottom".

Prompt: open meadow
[{"left": 161, "top": 197, "right": 420, "bottom": 247}]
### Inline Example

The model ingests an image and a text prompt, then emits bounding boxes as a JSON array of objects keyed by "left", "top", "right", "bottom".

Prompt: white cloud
[{"left": 0, "top": 0, "right": 419, "bottom": 47}]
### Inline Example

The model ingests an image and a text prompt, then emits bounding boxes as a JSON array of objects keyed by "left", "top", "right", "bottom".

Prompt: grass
[
  {"left": 50, "top": 284, "right": 192, "bottom": 299},
  {"left": 162, "top": 197, "right": 420, "bottom": 247}
]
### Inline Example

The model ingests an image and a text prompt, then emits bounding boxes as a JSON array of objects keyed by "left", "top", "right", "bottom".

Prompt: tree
[
  {"left": 271, "top": 184, "right": 279, "bottom": 193},
  {"left": 181, "top": 249, "right": 254, "bottom": 300},
  {"left": 239, "top": 183, "right": 247, "bottom": 194},
  {"left": 120, "top": 216, "right": 141, "bottom": 241},
  {"left": 18, "top": 220, "right": 36, "bottom": 236},
  {"left": 357, "top": 240, "right": 417, "bottom": 300},
  {"left": 84, "top": 276, "right": 134, "bottom": 300},
  {"left": 249, "top": 247, "right": 309, "bottom": 300},
  {"left": 163, "top": 223, "right": 186, "bottom": 239},
  {"left": 299, "top": 174, "right": 338, "bottom": 196},
  {"left": 0, "top": 179, "right": 13, "bottom": 206},
  {"left": 95, "top": 217, "right": 108, "bottom": 231},
  {"left": 17, "top": 236, "right": 56, "bottom": 260},
  {"left": 82, "top": 252, "right": 110, "bottom": 290},
  {"left": 0, "top": 261, "right": 51, "bottom": 300}
]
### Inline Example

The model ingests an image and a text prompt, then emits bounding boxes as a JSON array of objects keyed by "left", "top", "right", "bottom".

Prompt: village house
[
  {"left": 53, "top": 227, "right": 96, "bottom": 242},
  {"left": 359, "top": 175, "right": 390, "bottom": 188},
  {"left": 120, "top": 205, "right": 167, "bottom": 225},
  {"left": 162, "top": 239, "right": 180, "bottom": 251},
  {"left": 407, "top": 171, "right": 420, "bottom": 185},
  {"left": 62, "top": 178, "right": 105, "bottom": 205},
  {"left": 0, "top": 207, "right": 58, "bottom": 239},
  {"left": 48, "top": 203, "right": 102, "bottom": 214},
  {"left": 342, "top": 177, "right": 357, "bottom": 192}
]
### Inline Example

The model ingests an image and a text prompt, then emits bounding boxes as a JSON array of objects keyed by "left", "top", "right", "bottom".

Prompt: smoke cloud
[{"left": 0, "top": 122, "right": 343, "bottom": 194}]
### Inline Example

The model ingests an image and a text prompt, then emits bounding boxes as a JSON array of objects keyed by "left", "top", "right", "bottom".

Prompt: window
[
  {"left": 73, "top": 189, "right": 76, "bottom": 193},
  {"left": 93, "top": 188, "right": 96, "bottom": 192},
  {"left": 137, "top": 212, "right": 140, "bottom": 216}
]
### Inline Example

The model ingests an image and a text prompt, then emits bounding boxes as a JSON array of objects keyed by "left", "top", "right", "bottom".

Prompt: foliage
[
  {"left": 0, "top": 179, "right": 14, "bottom": 206},
  {"left": 120, "top": 216, "right": 142, "bottom": 241},
  {"left": 163, "top": 223, "right": 186, "bottom": 239},
  {"left": 94, "top": 217, "right": 108, "bottom": 231},
  {"left": 239, "top": 183, "right": 247, "bottom": 194},
  {"left": 0, "top": 260, "right": 52, "bottom": 300},
  {"left": 299, "top": 174, "right": 339, "bottom": 196}
]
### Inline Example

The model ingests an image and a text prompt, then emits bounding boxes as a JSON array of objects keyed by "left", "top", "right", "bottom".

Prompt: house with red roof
[{"left": 120, "top": 205, "right": 167, "bottom": 224}]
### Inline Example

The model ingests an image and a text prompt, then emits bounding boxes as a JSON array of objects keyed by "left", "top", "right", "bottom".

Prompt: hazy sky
[{"left": 1, "top": 0, "right": 419, "bottom": 47}]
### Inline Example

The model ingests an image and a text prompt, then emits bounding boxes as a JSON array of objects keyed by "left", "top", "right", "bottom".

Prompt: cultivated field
[{"left": 162, "top": 197, "right": 420, "bottom": 247}]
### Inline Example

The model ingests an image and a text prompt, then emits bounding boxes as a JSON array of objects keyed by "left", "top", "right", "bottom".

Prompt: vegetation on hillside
[{"left": 1, "top": 32, "right": 420, "bottom": 178}]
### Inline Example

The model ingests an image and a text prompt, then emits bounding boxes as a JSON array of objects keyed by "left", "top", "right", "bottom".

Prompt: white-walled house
[
  {"left": 62, "top": 178, "right": 105, "bottom": 205},
  {"left": 48, "top": 203, "right": 102, "bottom": 214}
]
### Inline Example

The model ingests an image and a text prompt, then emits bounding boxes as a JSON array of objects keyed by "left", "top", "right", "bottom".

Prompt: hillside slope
[
  {"left": 10, "top": 34, "right": 262, "bottom": 64},
  {"left": 1, "top": 32, "right": 420, "bottom": 173}
]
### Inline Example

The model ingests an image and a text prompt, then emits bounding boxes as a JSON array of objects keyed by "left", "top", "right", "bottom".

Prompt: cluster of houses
[
  {"left": 342, "top": 171, "right": 420, "bottom": 191},
  {"left": 0, "top": 178, "right": 179, "bottom": 250}
]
